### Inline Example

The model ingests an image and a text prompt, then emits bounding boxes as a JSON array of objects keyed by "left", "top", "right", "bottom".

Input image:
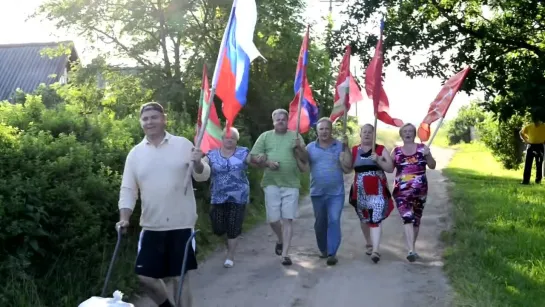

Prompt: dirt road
[{"left": 135, "top": 147, "right": 455, "bottom": 306}]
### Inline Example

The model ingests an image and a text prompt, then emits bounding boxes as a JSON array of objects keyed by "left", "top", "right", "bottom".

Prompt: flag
[
  {"left": 349, "top": 74, "right": 364, "bottom": 104},
  {"left": 364, "top": 19, "right": 403, "bottom": 127},
  {"left": 195, "top": 64, "right": 222, "bottom": 153},
  {"left": 417, "top": 66, "right": 471, "bottom": 142},
  {"left": 288, "top": 25, "right": 319, "bottom": 134},
  {"left": 330, "top": 45, "right": 352, "bottom": 122},
  {"left": 214, "top": 0, "right": 263, "bottom": 134}
]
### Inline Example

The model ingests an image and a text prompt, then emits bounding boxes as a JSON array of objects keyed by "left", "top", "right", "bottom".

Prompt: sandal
[
  {"left": 281, "top": 256, "right": 292, "bottom": 266},
  {"left": 275, "top": 243, "right": 283, "bottom": 256},
  {"left": 371, "top": 252, "right": 381, "bottom": 264},
  {"left": 365, "top": 244, "right": 373, "bottom": 256}
]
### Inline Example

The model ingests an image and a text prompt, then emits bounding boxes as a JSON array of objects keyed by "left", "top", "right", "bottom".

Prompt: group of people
[{"left": 115, "top": 102, "right": 437, "bottom": 307}]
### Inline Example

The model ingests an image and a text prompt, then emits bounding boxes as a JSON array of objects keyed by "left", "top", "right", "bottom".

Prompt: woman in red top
[{"left": 349, "top": 124, "right": 395, "bottom": 263}]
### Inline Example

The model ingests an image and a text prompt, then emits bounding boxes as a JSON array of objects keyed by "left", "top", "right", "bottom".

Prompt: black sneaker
[
  {"left": 326, "top": 256, "right": 338, "bottom": 266},
  {"left": 282, "top": 256, "right": 292, "bottom": 266},
  {"left": 275, "top": 243, "right": 283, "bottom": 256}
]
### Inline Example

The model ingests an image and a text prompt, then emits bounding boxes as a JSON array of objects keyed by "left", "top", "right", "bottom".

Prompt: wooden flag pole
[
  {"left": 371, "top": 113, "right": 378, "bottom": 154},
  {"left": 427, "top": 116, "right": 445, "bottom": 147},
  {"left": 295, "top": 85, "right": 304, "bottom": 134}
]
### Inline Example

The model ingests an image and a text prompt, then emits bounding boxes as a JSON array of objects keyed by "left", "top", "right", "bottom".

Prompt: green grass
[{"left": 443, "top": 142, "right": 545, "bottom": 306}]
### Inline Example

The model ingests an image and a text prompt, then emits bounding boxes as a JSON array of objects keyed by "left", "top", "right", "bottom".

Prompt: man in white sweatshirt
[{"left": 116, "top": 102, "right": 210, "bottom": 307}]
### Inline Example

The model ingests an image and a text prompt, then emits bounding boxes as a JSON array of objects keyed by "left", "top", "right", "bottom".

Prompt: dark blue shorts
[{"left": 135, "top": 228, "right": 197, "bottom": 279}]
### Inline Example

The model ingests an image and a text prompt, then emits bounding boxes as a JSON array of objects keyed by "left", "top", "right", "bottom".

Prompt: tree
[
  {"left": 36, "top": 0, "right": 335, "bottom": 132},
  {"left": 328, "top": 0, "right": 545, "bottom": 120}
]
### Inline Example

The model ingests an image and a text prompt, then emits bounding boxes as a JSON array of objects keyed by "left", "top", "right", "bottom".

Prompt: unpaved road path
[{"left": 134, "top": 147, "right": 455, "bottom": 307}]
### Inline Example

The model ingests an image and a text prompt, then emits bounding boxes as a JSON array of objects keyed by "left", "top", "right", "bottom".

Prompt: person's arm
[
  {"left": 374, "top": 147, "right": 394, "bottom": 173},
  {"left": 390, "top": 148, "right": 397, "bottom": 171},
  {"left": 339, "top": 144, "right": 353, "bottom": 174},
  {"left": 424, "top": 150, "right": 437, "bottom": 170},
  {"left": 249, "top": 133, "right": 268, "bottom": 166},
  {"left": 520, "top": 125, "right": 529, "bottom": 143},
  {"left": 296, "top": 157, "right": 309, "bottom": 172},
  {"left": 118, "top": 150, "right": 138, "bottom": 227},
  {"left": 192, "top": 155, "right": 211, "bottom": 182},
  {"left": 293, "top": 133, "right": 308, "bottom": 163}
]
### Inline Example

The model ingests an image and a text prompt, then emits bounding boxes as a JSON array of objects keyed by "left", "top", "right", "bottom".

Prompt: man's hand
[
  {"left": 115, "top": 220, "right": 129, "bottom": 234},
  {"left": 191, "top": 148, "right": 204, "bottom": 162},
  {"left": 294, "top": 137, "right": 303, "bottom": 149},
  {"left": 370, "top": 153, "right": 378, "bottom": 162},
  {"left": 267, "top": 160, "right": 280, "bottom": 170}
]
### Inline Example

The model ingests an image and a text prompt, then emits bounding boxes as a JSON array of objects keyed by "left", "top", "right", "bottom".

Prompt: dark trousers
[{"left": 523, "top": 144, "right": 544, "bottom": 183}]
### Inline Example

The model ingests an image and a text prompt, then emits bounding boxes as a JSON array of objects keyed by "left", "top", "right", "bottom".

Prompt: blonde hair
[
  {"left": 399, "top": 123, "right": 416, "bottom": 136},
  {"left": 271, "top": 109, "right": 289, "bottom": 120},
  {"left": 222, "top": 127, "right": 240, "bottom": 140}
]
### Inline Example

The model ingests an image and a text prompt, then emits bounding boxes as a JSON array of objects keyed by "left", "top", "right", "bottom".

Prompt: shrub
[
  {"left": 0, "top": 93, "right": 268, "bottom": 306},
  {"left": 446, "top": 102, "right": 486, "bottom": 145},
  {"left": 477, "top": 113, "right": 528, "bottom": 170}
]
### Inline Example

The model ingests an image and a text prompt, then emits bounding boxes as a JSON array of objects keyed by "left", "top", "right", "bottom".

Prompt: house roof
[{"left": 0, "top": 41, "right": 79, "bottom": 102}]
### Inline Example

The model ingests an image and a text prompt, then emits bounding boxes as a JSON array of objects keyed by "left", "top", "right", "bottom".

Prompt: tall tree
[{"left": 328, "top": 0, "right": 545, "bottom": 120}]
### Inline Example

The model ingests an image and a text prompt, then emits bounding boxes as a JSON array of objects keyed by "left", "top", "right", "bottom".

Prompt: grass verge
[{"left": 442, "top": 142, "right": 545, "bottom": 306}]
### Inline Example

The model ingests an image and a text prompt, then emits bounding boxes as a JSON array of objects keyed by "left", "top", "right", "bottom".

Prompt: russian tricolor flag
[
  {"left": 214, "top": 0, "right": 263, "bottom": 132},
  {"left": 288, "top": 26, "right": 319, "bottom": 134}
]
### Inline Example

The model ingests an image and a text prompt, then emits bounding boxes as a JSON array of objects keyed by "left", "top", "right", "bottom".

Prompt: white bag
[{"left": 78, "top": 290, "right": 134, "bottom": 307}]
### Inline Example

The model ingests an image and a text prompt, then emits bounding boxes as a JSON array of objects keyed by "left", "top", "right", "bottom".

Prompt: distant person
[
  {"left": 116, "top": 102, "right": 210, "bottom": 307},
  {"left": 391, "top": 123, "right": 436, "bottom": 263},
  {"left": 348, "top": 124, "right": 395, "bottom": 263},
  {"left": 249, "top": 108, "right": 308, "bottom": 266},
  {"left": 205, "top": 127, "right": 260, "bottom": 268},
  {"left": 306, "top": 118, "right": 352, "bottom": 265},
  {"left": 519, "top": 114, "right": 545, "bottom": 185}
]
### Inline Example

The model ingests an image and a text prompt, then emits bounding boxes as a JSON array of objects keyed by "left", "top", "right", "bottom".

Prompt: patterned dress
[
  {"left": 392, "top": 144, "right": 428, "bottom": 227},
  {"left": 206, "top": 146, "right": 250, "bottom": 238},
  {"left": 349, "top": 144, "right": 394, "bottom": 227}
]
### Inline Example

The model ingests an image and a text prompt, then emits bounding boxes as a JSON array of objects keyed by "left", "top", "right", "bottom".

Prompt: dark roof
[{"left": 0, "top": 41, "right": 79, "bottom": 102}]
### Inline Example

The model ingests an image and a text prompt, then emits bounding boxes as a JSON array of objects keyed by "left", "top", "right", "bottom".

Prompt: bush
[
  {"left": 0, "top": 93, "right": 268, "bottom": 306},
  {"left": 477, "top": 113, "right": 528, "bottom": 170},
  {"left": 446, "top": 102, "right": 486, "bottom": 145}
]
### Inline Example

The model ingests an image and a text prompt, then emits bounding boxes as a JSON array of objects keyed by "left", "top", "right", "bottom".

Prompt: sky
[{"left": 0, "top": 0, "right": 482, "bottom": 130}]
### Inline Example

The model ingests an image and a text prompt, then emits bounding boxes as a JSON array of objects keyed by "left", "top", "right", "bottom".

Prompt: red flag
[
  {"left": 349, "top": 74, "right": 364, "bottom": 104},
  {"left": 330, "top": 45, "right": 352, "bottom": 122},
  {"left": 196, "top": 64, "right": 222, "bottom": 153},
  {"left": 364, "top": 20, "right": 403, "bottom": 127},
  {"left": 288, "top": 26, "right": 319, "bottom": 134},
  {"left": 417, "top": 66, "right": 471, "bottom": 142}
]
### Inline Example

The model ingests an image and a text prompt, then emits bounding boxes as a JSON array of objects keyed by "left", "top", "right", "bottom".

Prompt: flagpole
[
  {"left": 183, "top": 0, "right": 236, "bottom": 195},
  {"left": 427, "top": 116, "right": 445, "bottom": 147}
]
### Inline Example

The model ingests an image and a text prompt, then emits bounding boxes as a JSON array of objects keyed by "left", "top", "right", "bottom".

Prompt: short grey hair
[
  {"left": 271, "top": 108, "right": 289, "bottom": 120},
  {"left": 360, "top": 124, "right": 375, "bottom": 134},
  {"left": 316, "top": 117, "right": 333, "bottom": 128},
  {"left": 399, "top": 123, "right": 417, "bottom": 136},
  {"left": 222, "top": 127, "right": 240, "bottom": 140}
]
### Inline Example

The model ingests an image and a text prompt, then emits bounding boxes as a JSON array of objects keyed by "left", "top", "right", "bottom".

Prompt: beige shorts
[{"left": 263, "top": 186, "right": 300, "bottom": 222}]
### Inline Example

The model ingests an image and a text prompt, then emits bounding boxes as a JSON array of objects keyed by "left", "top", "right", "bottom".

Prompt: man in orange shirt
[{"left": 520, "top": 113, "right": 545, "bottom": 185}]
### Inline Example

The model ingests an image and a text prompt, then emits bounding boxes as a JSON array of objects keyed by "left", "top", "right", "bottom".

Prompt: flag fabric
[
  {"left": 330, "top": 45, "right": 352, "bottom": 122},
  {"left": 196, "top": 64, "right": 222, "bottom": 153},
  {"left": 364, "top": 19, "right": 404, "bottom": 127},
  {"left": 417, "top": 66, "right": 471, "bottom": 142},
  {"left": 349, "top": 74, "right": 364, "bottom": 104},
  {"left": 214, "top": 0, "right": 263, "bottom": 134},
  {"left": 288, "top": 25, "right": 319, "bottom": 134}
]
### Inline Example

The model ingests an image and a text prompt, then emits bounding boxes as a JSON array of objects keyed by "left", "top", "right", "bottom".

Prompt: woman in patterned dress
[
  {"left": 348, "top": 124, "right": 395, "bottom": 263},
  {"left": 205, "top": 127, "right": 258, "bottom": 268},
  {"left": 391, "top": 123, "right": 437, "bottom": 262}
]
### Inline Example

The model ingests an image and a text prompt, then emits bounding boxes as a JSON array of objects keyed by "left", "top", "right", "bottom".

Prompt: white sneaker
[{"left": 223, "top": 259, "right": 234, "bottom": 268}]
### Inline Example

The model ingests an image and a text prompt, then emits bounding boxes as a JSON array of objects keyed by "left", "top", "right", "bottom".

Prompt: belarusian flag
[
  {"left": 330, "top": 45, "right": 352, "bottom": 123},
  {"left": 195, "top": 64, "right": 222, "bottom": 153}
]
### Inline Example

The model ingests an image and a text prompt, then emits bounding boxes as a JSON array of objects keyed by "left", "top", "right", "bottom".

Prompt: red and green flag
[{"left": 195, "top": 64, "right": 222, "bottom": 153}]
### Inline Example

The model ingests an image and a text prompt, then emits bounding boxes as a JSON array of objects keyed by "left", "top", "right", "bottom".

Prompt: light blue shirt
[
  {"left": 306, "top": 139, "right": 345, "bottom": 196},
  {"left": 207, "top": 147, "right": 250, "bottom": 205}
]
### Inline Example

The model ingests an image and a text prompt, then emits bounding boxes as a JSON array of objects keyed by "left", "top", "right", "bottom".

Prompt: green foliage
[
  {"left": 477, "top": 112, "right": 529, "bottom": 170},
  {"left": 329, "top": 0, "right": 545, "bottom": 122},
  {"left": 446, "top": 101, "right": 486, "bottom": 145}
]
